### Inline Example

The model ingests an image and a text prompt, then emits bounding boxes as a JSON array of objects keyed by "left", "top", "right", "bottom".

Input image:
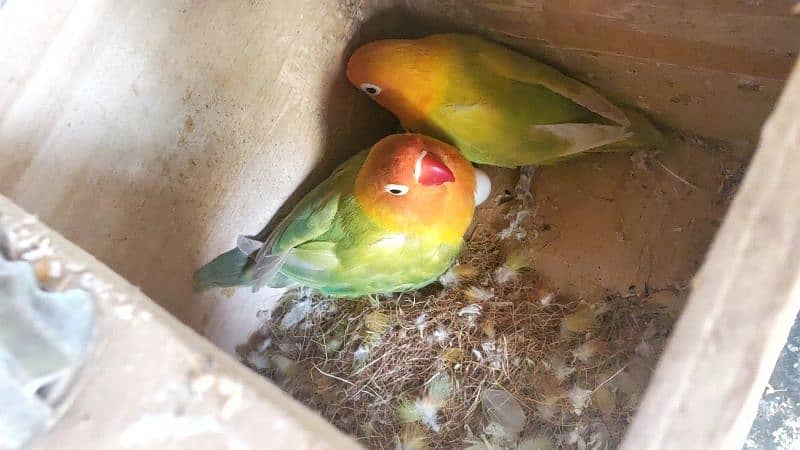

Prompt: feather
[
  {"left": 531, "top": 124, "right": 632, "bottom": 158},
  {"left": 473, "top": 167, "right": 492, "bottom": 205},
  {"left": 477, "top": 39, "right": 629, "bottom": 126},
  {"left": 236, "top": 235, "right": 262, "bottom": 256},
  {"left": 252, "top": 251, "right": 290, "bottom": 292}
]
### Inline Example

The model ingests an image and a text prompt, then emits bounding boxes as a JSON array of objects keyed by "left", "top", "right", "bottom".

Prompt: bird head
[
  {"left": 354, "top": 134, "right": 476, "bottom": 240},
  {"left": 346, "top": 38, "right": 447, "bottom": 125}
]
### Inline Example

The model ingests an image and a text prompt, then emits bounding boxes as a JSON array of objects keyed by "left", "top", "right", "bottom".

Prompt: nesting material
[
  {"left": 244, "top": 245, "right": 672, "bottom": 448},
  {"left": 240, "top": 133, "right": 747, "bottom": 449}
]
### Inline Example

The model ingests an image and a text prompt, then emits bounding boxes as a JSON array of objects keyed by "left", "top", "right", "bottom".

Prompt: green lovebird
[
  {"left": 194, "top": 133, "right": 492, "bottom": 297},
  {"left": 347, "top": 33, "right": 663, "bottom": 167}
]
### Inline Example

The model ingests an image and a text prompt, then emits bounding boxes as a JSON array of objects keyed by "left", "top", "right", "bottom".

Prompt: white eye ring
[
  {"left": 385, "top": 184, "right": 409, "bottom": 196},
  {"left": 359, "top": 83, "right": 382, "bottom": 96}
]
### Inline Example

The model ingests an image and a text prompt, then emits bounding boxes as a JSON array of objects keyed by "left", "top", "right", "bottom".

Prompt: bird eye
[
  {"left": 359, "top": 83, "right": 382, "bottom": 96},
  {"left": 385, "top": 184, "right": 409, "bottom": 196}
]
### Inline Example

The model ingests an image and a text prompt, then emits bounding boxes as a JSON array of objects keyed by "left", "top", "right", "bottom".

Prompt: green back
[
  {"left": 266, "top": 151, "right": 463, "bottom": 297},
  {"left": 412, "top": 34, "right": 656, "bottom": 167}
]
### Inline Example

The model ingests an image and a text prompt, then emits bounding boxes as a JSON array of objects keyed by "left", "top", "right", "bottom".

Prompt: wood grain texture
[
  {"left": 1, "top": 2, "right": 799, "bottom": 448},
  {"left": 0, "top": 193, "right": 359, "bottom": 450},
  {"left": 1, "top": 0, "right": 798, "bottom": 357},
  {"left": 0, "top": 0, "right": 397, "bottom": 351},
  {"left": 621, "top": 60, "right": 800, "bottom": 450}
]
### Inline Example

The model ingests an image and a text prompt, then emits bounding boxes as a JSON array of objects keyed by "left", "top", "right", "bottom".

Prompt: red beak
[{"left": 418, "top": 152, "right": 455, "bottom": 186}]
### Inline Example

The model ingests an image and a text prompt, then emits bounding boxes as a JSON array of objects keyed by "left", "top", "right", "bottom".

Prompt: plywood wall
[
  {"left": 0, "top": 0, "right": 397, "bottom": 351},
  {"left": 1, "top": 0, "right": 798, "bottom": 351}
]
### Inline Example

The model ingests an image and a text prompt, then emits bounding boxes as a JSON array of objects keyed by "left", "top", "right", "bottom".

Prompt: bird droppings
[
  {"left": 114, "top": 304, "right": 136, "bottom": 320},
  {"left": 0, "top": 213, "right": 97, "bottom": 449},
  {"left": 239, "top": 233, "right": 676, "bottom": 448},
  {"left": 737, "top": 79, "right": 763, "bottom": 92},
  {"left": 183, "top": 372, "right": 248, "bottom": 421},
  {"left": 237, "top": 133, "right": 747, "bottom": 449},
  {"left": 119, "top": 413, "right": 250, "bottom": 450},
  {"left": 190, "top": 374, "right": 217, "bottom": 395}
]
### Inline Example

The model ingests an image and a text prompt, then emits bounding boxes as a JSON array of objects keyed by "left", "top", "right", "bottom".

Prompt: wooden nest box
[{"left": 1, "top": 1, "right": 799, "bottom": 449}]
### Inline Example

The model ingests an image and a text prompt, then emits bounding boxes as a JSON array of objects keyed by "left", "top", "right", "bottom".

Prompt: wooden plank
[
  {"left": 0, "top": 194, "right": 360, "bottom": 450},
  {"left": 0, "top": 0, "right": 398, "bottom": 352},
  {"left": 621, "top": 59, "right": 800, "bottom": 450}
]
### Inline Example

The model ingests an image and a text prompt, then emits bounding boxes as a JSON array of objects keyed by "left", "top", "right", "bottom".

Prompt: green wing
[
  {"left": 472, "top": 34, "right": 628, "bottom": 126},
  {"left": 250, "top": 150, "right": 368, "bottom": 291},
  {"left": 427, "top": 34, "right": 651, "bottom": 166}
]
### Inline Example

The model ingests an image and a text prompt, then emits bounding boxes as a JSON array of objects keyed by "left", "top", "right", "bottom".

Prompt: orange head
[
  {"left": 346, "top": 37, "right": 449, "bottom": 125},
  {"left": 354, "top": 134, "right": 476, "bottom": 241}
]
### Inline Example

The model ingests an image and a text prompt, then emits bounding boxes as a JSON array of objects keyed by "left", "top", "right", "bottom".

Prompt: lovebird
[
  {"left": 347, "top": 33, "right": 663, "bottom": 167},
  {"left": 194, "top": 133, "right": 492, "bottom": 297}
]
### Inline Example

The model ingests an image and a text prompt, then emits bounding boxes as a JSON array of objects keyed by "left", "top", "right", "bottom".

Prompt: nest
[
  {"left": 238, "top": 135, "right": 752, "bottom": 448},
  {"left": 239, "top": 163, "right": 684, "bottom": 449}
]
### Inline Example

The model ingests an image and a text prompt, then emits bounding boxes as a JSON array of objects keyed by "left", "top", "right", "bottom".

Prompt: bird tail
[
  {"left": 193, "top": 248, "right": 254, "bottom": 291},
  {"left": 593, "top": 104, "right": 665, "bottom": 152}
]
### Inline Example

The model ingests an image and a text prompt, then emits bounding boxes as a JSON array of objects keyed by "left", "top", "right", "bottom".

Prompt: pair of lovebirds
[{"left": 194, "top": 33, "right": 662, "bottom": 297}]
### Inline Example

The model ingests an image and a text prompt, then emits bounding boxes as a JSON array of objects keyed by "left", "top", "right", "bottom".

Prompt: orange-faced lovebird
[
  {"left": 194, "top": 134, "right": 492, "bottom": 297},
  {"left": 347, "top": 33, "right": 663, "bottom": 167}
]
